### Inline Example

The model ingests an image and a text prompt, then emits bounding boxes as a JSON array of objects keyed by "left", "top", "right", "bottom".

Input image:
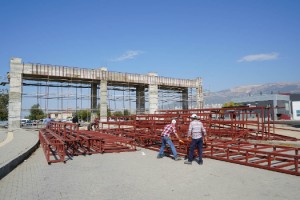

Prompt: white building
[{"left": 232, "top": 94, "right": 291, "bottom": 120}]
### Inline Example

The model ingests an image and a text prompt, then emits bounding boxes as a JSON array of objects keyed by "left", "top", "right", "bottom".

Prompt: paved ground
[
  {"left": 0, "top": 128, "right": 39, "bottom": 179},
  {"left": 0, "top": 127, "right": 300, "bottom": 200},
  {"left": 0, "top": 128, "right": 7, "bottom": 143}
]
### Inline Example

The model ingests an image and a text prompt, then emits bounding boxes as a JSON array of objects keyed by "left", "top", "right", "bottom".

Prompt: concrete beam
[
  {"left": 136, "top": 85, "right": 145, "bottom": 114},
  {"left": 100, "top": 80, "right": 107, "bottom": 122},
  {"left": 8, "top": 58, "right": 204, "bottom": 126},
  {"left": 182, "top": 88, "right": 188, "bottom": 110},
  {"left": 90, "top": 83, "right": 98, "bottom": 122},
  {"left": 8, "top": 58, "right": 23, "bottom": 131},
  {"left": 149, "top": 84, "right": 158, "bottom": 114},
  {"left": 196, "top": 78, "right": 203, "bottom": 109}
]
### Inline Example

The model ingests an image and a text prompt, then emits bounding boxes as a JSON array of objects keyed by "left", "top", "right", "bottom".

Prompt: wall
[{"left": 292, "top": 101, "right": 300, "bottom": 120}]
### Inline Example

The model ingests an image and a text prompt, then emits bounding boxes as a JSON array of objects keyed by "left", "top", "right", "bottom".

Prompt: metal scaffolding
[{"left": 21, "top": 79, "right": 198, "bottom": 120}]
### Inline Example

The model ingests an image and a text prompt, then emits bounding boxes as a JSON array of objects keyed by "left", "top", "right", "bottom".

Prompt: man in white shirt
[
  {"left": 184, "top": 114, "right": 206, "bottom": 165},
  {"left": 43, "top": 114, "right": 52, "bottom": 127}
]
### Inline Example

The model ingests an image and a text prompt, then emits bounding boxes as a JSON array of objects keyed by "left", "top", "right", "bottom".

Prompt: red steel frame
[
  {"left": 99, "top": 106, "right": 300, "bottom": 176},
  {"left": 39, "top": 122, "right": 136, "bottom": 164},
  {"left": 203, "top": 140, "right": 299, "bottom": 176},
  {"left": 39, "top": 106, "right": 300, "bottom": 175},
  {"left": 39, "top": 128, "right": 65, "bottom": 164}
]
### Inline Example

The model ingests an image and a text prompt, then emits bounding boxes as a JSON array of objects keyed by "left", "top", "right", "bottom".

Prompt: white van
[{"left": 21, "top": 119, "right": 30, "bottom": 126}]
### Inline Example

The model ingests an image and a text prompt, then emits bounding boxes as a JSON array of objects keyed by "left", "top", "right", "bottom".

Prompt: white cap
[
  {"left": 171, "top": 119, "right": 176, "bottom": 124},
  {"left": 191, "top": 114, "right": 198, "bottom": 119}
]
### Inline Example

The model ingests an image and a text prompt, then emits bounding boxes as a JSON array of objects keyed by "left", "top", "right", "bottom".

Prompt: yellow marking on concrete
[{"left": 0, "top": 132, "right": 14, "bottom": 147}]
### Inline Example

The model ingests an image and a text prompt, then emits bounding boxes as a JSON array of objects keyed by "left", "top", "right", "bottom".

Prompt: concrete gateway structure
[{"left": 8, "top": 57, "right": 203, "bottom": 131}]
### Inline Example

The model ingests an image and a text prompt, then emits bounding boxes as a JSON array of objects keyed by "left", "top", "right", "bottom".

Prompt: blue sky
[{"left": 1, "top": 0, "right": 299, "bottom": 92}]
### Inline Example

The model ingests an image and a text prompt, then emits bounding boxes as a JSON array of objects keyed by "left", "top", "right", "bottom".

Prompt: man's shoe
[
  {"left": 157, "top": 154, "right": 163, "bottom": 159},
  {"left": 184, "top": 161, "right": 192, "bottom": 164},
  {"left": 198, "top": 160, "right": 203, "bottom": 165},
  {"left": 174, "top": 156, "right": 182, "bottom": 161}
]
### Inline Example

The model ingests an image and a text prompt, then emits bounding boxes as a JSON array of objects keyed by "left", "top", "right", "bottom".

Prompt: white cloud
[
  {"left": 113, "top": 50, "right": 143, "bottom": 62},
  {"left": 238, "top": 52, "right": 279, "bottom": 62}
]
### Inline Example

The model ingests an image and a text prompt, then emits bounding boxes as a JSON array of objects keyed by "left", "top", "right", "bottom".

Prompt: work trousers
[
  {"left": 188, "top": 137, "right": 203, "bottom": 162},
  {"left": 158, "top": 136, "right": 178, "bottom": 158}
]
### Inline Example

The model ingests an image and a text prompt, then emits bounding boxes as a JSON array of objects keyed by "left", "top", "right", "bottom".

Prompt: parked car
[
  {"left": 21, "top": 119, "right": 36, "bottom": 126},
  {"left": 26, "top": 120, "right": 33, "bottom": 126},
  {"left": 60, "top": 118, "right": 72, "bottom": 123},
  {"left": 0, "top": 121, "right": 8, "bottom": 128},
  {"left": 21, "top": 119, "right": 30, "bottom": 126}
]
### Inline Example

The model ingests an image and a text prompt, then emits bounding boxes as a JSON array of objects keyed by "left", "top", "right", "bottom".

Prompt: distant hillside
[{"left": 204, "top": 82, "right": 300, "bottom": 105}]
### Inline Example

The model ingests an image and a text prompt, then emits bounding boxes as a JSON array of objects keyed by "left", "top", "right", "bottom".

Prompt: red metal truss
[
  {"left": 39, "top": 106, "right": 300, "bottom": 176},
  {"left": 39, "top": 128, "right": 65, "bottom": 164},
  {"left": 39, "top": 122, "right": 136, "bottom": 164},
  {"left": 98, "top": 106, "right": 300, "bottom": 176},
  {"left": 203, "top": 140, "right": 300, "bottom": 176}
]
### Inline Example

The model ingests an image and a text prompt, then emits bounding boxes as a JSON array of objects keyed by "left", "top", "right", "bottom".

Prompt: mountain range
[{"left": 204, "top": 82, "right": 300, "bottom": 105}]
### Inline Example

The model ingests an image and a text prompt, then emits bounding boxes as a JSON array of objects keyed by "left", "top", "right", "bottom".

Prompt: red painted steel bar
[
  {"left": 202, "top": 141, "right": 300, "bottom": 176},
  {"left": 39, "top": 106, "right": 300, "bottom": 176},
  {"left": 99, "top": 106, "right": 300, "bottom": 176},
  {"left": 39, "top": 128, "right": 66, "bottom": 164},
  {"left": 40, "top": 121, "right": 137, "bottom": 164}
]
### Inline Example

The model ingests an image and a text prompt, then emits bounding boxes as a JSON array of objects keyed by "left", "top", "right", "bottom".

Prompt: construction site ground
[{"left": 0, "top": 125, "right": 299, "bottom": 200}]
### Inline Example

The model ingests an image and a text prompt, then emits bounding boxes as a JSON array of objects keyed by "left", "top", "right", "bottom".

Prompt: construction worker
[
  {"left": 43, "top": 114, "right": 52, "bottom": 127},
  {"left": 157, "top": 119, "right": 183, "bottom": 161},
  {"left": 87, "top": 117, "right": 99, "bottom": 131},
  {"left": 184, "top": 114, "right": 206, "bottom": 165},
  {"left": 72, "top": 114, "right": 78, "bottom": 123}
]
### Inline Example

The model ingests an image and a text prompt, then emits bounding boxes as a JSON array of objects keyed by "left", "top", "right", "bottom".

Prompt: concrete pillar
[
  {"left": 272, "top": 98, "right": 277, "bottom": 120},
  {"left": 100, "top": 80, "right": 107, "bottom": 122},
  {"left": 149, "top": 84, "right": 158, "bottom": 114},
  {"left": 90, "top": 83, "right": 98, "bottom": 122},
  {"left": 8, "top": 58, "right": 23, "bottom": 131},
  {"left": 182, "top": 88, "right": 188, "bottom": 110},
  {"left": 196, "top": 78, "right": 204, "bottom": 109},
  {"left": 136, "top": 85, "right": 145, "bottom": 114}
]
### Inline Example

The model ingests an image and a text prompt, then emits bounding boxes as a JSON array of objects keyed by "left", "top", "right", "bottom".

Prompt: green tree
[
  {"left": 77, "top": 109, "right": 91, "bottom": 121},
  {"left": 0, "top": 90, "right": 9, "bottom": 120},
  {"left": 96, "top": 103, "right": 100, "bottom": 118},
  {"left": 107, "top": 107, "right": 112, "bottom": 117},
  {"left": 113, "top": 111, "right": 123, "bottom": 116},
  {"left": 123, "top": 109, "right": 130, "bottom": 116},
  {"left": 29, "top": 104, "right": 45, "bottom": 120},
  {"left": 223, "top": 101, "right": 241, "bottom": 108}
]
